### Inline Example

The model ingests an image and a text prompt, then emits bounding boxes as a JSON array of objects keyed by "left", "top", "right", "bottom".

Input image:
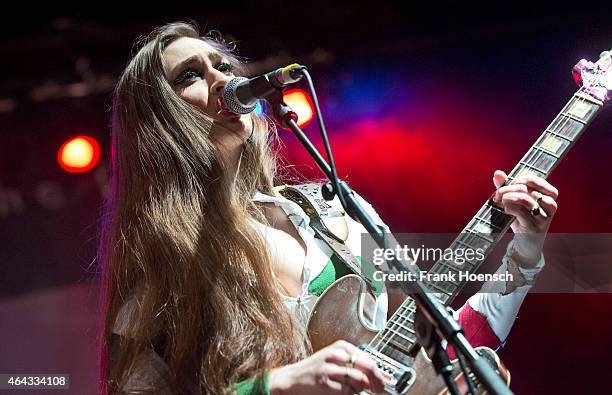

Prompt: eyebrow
[
  {"left": 169, "top": 51, "right": 224, "bottom": 82},
  {"left": 169, "top": 55, "right": 198, "bottom": 82}
]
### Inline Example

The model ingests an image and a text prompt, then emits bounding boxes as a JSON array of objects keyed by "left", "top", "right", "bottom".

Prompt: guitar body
[
  {"left": 307, "top": 275, "right": 378, "bottom": 352},
  {"left": 307, "top": 275, "right": 510, "bottom": 394}
]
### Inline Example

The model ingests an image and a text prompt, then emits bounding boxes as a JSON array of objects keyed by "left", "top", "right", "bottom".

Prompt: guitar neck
[
  {"left": 371, "top": 87, "right": 606, "bottom": 358},
  {"left": 432, "top": 88, "right": 604, "bottom": 305}
]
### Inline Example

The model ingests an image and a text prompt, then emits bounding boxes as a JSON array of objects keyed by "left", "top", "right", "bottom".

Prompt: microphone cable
[{"left": 299, "top": 68, "right": 347, "bottom": 209}]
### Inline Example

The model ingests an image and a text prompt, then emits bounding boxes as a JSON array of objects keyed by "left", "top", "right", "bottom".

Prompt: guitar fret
[
  {"left": 519, "top": 160, "right": 548, "bottom": 175},
  {"left": 458, "top": 231, "right": 486, "bottom": 245},
  {"left": 474, "top": 216, "right": 502, "bottom": 231},
  {"left": 530, "top": 151, "right": 557, "bottom": 174},
  {"left": 564, "top": 95, "right": 600, "bottom": 121},
  {"left": 551, "top": 117, "right": 584, "bottom": 139},
  {"left": 431, "top": 270, "right": 461, "bottom": 286},
  {"left": 574, "top": 92, "right": 604, "bottom": 106},
  {"left": 533, "top": 138, "right": 569, "bottom": 159},
  {"left": 544, "top": 129, "right": 575, "bottom": 142},
  {"left": 386, "top": 306, "right": 416, "bottom": 326},
  {"left": 430, "top": 262, "right": 463, "bottom": 279},
  {"left": 384, "top": 327, "right": 416, "bottom": 343},
  {"left": 465, "top": 228, "right": 495, "bottom": 243},
  {"left": 480, "top": 209, "right": 513, "bottom": 230},
  {"left": 377, "top": 342, "right": 409, "bottom": 362},
  {"left": 487, "top": 202, "right": 507, "bottom": 216},
  {"left": 431, "top": 278, "right": 460, "bottom": 289},
  {"left": 379, "top": 339, "right": 413, "bottom": 356},
  {"left": 388, "top": 338, "right": 416, "bottom": 354},
  {"left": 398, "top": 303, "right": 416, "bottom": 314},
  {"left": 532, "top": 144, "right": 561, "bottom": 159},
  {"left": 437, "top": 260, "right": 462, "bottom": 273},
  {"left": 391, "top": 312, "right": 415, "bottom": 326},
  {"left": 389, "top": 319, "right": 417, "bottom": 335},
  {"left": 511, "top": 164, "right": 546, "bottom": 179},
  {"left": 470, "top": 219, "right": 494, "bottom": 235},
  {"left": 454, "top": 239, "right": 485, "bottom": 256},
  {"left": 560, "top": 112, "right": 588, "bottom": 125},
  {"left": 425, "top": 282, "right": 453, "bottom": 295}
]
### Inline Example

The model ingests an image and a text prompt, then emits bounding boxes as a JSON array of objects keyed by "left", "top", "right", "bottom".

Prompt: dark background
[{"left": 0, "top": 2, "right": 611, "bottom": 394}]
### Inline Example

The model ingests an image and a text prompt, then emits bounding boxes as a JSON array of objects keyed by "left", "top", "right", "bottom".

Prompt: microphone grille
[{"left": 222, "top": 77, "right": 257, "bottom": 115}]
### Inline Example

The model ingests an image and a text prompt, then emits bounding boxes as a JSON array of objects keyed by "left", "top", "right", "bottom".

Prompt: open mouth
[{"left": 216, "top": 96, "right": 242, "bottom": 121}]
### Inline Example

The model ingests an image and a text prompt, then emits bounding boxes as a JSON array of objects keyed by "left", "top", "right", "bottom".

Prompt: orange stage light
[
  {"left": 57, "top": 135, "right": 101, "bottom": 173},
  {"left": 283, "top": 89, "right": 314, "bottom": 127}
]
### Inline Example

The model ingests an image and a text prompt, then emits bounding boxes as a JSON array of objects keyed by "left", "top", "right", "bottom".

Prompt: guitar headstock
[{"left": 573, "top": 50, "right": 612, "bottom": 102}]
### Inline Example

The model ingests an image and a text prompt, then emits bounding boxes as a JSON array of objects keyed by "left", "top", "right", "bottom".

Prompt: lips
[{"left": 216, "top": 96, "right": 242, "bottom": 121}]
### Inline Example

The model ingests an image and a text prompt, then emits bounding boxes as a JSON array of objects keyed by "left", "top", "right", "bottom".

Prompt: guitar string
[{"left": 368, "top": 81, "right": 598, "bottom": 361}]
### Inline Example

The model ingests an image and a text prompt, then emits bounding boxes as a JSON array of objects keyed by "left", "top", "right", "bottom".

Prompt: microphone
[{"left": 222, "top": 64, "right": 305, "bottom": 114}]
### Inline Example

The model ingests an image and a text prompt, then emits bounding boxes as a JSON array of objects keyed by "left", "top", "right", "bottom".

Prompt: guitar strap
[{"left": 275, "top": 183, "right": 378, "bottom": 293}]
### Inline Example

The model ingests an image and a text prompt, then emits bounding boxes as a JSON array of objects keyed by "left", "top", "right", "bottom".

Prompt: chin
[{"left": 213, "top": 117, "right": 252, "bottom": 141}]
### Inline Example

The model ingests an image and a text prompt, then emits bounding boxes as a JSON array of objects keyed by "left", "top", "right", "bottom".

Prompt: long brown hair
[{"left": 98, "top": 22, "right": 307, "bottom": 394}]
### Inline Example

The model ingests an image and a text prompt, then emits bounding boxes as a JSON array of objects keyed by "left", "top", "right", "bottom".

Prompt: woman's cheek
[{"left": 180, "top": 84, "right": 210, "bottom": 113}]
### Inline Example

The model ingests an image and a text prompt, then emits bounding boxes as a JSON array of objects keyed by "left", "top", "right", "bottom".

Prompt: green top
[
  {"left": 234, "top": 371, "right": 271, "bottom": 395},
  {"left": 233, "top": 254, "right": 382, "bottom": 394},
  {"left": 308, "top": 254, "right": 383, "bottom": 298}
]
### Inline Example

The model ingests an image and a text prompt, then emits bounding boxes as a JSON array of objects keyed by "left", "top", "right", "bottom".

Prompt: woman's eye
[
  {"left": 173, "top": 69, "right": 203, "bottom": 85},
  {"left": 216, "top": 62, "right": 233, "bottom": 74}
]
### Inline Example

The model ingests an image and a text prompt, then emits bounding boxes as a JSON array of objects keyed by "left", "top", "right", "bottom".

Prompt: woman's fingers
[
  {"left": 325, "top": 341, "right": 385, "bottom": 394},
  {"left": 493, "top": 169, "right": 508, "bottom": 189},
  {"left": 501, "top": 191, "right": 559, "bottom": 223},
  {"left": 493, "top": 184, "right": 529, "bottom": 204},
  {"left": 492, "top": 171, "right": 558, "bottom": 223},
  {"left": 321, "top": 363, "right": 368, "bottom": 394},
  {"left": 324, "top": 352, "right": 382, "bottom": 394},
  {"left": 490, "top": 170, "right": 559, "bottom": 267},
  {"left": 493, "top": 170, "right": 558, "bottom": 200},
  {"left": 537, "top": 194, "right": 558, "bottom": 217},
  {"left": 512, "top": 174, "right": 559, "bottom": 199},
  {"left": 500, "top": 191, "right": 542, "bottom": 217},
  {"left": 503, "top": 202, "right": 540, "bottom": 226}
]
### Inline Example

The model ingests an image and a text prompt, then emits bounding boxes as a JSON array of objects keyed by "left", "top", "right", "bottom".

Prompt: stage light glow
[
  {"left": 283, "top": 89, "right": 314, "bottom": 127},
  {"left": 58, "top": 135, "right": 101, "bottom": 173},
  {"left": 254, "top": 100, "right": 264, "bottom": 116}
]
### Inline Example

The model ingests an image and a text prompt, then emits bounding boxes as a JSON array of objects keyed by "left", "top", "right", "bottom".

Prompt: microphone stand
[{"left": 265, "top": 82, "right": 512, "bottom": 395}]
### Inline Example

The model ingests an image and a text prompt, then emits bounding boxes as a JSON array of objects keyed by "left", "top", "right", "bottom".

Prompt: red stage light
[
  {"left": 283, "top": 89, "right": 314, "bottom": 127},
  {"left": 57, "top": 135, "right": 101, "bottom": 173}
]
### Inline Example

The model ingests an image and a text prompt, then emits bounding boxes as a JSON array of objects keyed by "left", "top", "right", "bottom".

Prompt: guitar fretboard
[{"left": 369, "top": 88, "right": 605, "bottom": 360}]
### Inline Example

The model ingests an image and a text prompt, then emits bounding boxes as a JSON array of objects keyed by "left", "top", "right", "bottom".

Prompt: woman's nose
[{"left": 209, "top": 75, "right": 230, "bottom": 95}]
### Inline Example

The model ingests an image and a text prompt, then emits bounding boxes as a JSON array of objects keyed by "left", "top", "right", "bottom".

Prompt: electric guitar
[{"left": 307, "top": 50, "right": 612, "bottom": 394}]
